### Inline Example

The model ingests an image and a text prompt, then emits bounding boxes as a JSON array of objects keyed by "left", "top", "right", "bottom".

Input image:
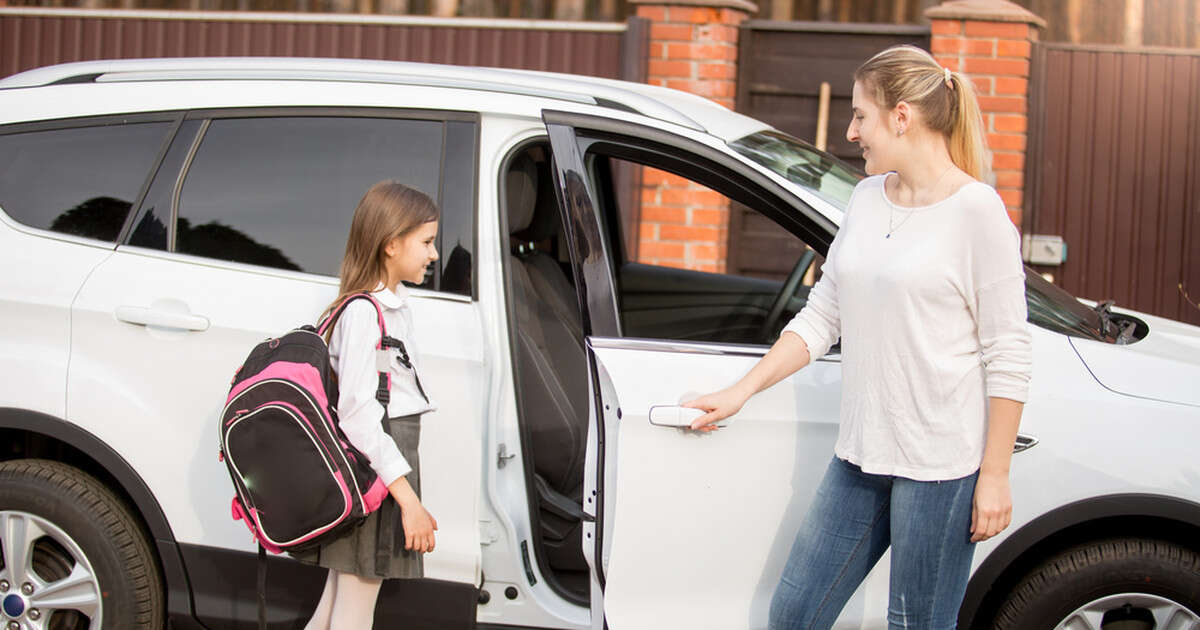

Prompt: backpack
[{"left": 219, "top": 293, "right": 394, "bottom": 558}]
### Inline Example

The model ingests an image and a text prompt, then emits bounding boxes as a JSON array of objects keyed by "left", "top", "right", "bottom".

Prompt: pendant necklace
[{"left": 886, "top": 165, "right": 955, "bottom": 239}]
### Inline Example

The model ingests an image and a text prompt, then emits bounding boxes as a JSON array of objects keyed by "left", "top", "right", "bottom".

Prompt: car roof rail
[{"left": 0, "top": 57, "right": 706, "bottom": 132}]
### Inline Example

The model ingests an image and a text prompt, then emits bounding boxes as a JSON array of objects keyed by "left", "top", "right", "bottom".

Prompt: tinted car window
[
  {"left": 170, "top": 115, "right": 473, "bottom": 292},
  {"left": 0, "top": 122, "right": 171, "bottom": 242}
]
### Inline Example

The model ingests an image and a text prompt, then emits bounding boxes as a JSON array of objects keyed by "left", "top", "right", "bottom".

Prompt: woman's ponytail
[
  {"left": 946, "top": 71, "right": 988, "bottom": 181},
  {"left": 855, "top": 45, "right": 992, "bottom": 181}
]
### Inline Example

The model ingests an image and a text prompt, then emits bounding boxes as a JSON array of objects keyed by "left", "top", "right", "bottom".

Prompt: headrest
[
  {"left": 521, "top": 161, "right": 562, "bottom": 243},
  {"left": 506, "top": 154, "right": 537, "bottom": 235}
]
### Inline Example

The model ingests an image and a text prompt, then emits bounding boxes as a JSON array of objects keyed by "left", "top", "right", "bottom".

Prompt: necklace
[{"left": 886, "top": 165, "right": 955, "bottom": 239}]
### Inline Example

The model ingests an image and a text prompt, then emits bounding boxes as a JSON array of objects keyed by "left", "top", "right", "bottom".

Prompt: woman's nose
[{"left": 846, "top": 121, "right": 858, "bottom": 143}]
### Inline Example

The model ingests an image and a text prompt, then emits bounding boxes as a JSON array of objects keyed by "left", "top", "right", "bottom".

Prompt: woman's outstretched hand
[{"left": 682, "top": 385, "right": 751, "bottom": 431}]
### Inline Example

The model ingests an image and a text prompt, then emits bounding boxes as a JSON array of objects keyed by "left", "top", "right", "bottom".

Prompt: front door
[{"left": 541, "top": 112, "right": 863, "bottom": 629}]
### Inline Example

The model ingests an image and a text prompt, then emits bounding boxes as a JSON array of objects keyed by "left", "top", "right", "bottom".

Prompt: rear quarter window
[{"left": 0, "top": 121, "right": 171, "bottom": 242}]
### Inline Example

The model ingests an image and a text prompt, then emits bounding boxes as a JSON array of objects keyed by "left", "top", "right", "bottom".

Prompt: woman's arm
[
  {"left": 684, "top": 331, "right": 812, "bottom": 430},
  {"left": 971, "top": 396, "right": 1023, "bottom": 542}
]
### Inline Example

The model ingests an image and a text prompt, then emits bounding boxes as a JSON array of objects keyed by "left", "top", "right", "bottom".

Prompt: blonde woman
[
  {"left": 686, "top": 45, "right": 1032, "bottom": 629},
  {"left": 296, "top": 181, "right": 440, "bottom": 629}
]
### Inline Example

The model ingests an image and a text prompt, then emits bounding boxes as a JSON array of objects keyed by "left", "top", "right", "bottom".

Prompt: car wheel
[
  {"left": 992, "top": 538, "right": 1200, "bottom": 630},
  {"left": 0, "top": 459, "right": 164, "bottom": 629}
]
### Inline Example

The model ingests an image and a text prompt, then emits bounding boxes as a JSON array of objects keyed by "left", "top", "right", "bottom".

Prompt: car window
[
  {"left": 596, "top": 155, "right": 821, "bottom": 345},
  {"left": 130, "top": 114, "right": 476, "bottom": 296},
  {"left": 729, "top": 129, "right": 860, "bottom": 210},
  {"left": 0, "top": 121, "right": 171, "bottom": 242}
]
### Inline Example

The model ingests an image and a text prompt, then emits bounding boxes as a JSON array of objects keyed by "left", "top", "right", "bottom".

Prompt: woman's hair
[
  {"left": 321, "top": 180, "right": 439, "bottom": 328},
  {"left": 854, "top": 45, "right": 989, "bottom": 180}
]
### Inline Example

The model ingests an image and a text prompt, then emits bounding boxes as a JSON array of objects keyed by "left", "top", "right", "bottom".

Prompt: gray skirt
[{"left": 293, "top": 414, "right": 424, "bottom": 579}]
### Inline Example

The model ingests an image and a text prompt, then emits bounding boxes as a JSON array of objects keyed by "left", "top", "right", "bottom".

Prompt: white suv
[{"left": 2, "top": 57, "right": 1199, "bottom": 630}]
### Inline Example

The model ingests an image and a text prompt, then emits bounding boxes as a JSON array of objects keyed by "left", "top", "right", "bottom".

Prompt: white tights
[{"left": 304, "top": 569, "right": 383, "bottom": 630}]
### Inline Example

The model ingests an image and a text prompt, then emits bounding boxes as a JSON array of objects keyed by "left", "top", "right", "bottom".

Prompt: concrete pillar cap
[
  {"left": 924, "top": 0, "right": 1046, "bottom": 28},
  {"left": 628, "top": 0, "right": 758, "bottom": 14}
]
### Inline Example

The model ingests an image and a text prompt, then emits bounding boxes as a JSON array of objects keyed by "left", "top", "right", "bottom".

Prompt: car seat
[{"left": 504, "top": 150, "right": 590, "bottom": 579}]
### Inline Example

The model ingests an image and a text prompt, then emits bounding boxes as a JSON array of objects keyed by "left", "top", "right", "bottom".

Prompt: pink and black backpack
[{"left": 218, "top": 293, "right": 395, "bottom": 559}]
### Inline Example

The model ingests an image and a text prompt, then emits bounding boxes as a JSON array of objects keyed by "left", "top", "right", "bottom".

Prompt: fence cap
[
  {"left": 925, "top": 0, "right": 1047, "bottom": 28},
  {"left": 627, "top": 0, "right": 759, "bottom": 14}
]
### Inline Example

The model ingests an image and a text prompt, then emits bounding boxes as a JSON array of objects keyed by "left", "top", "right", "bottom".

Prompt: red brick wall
[
  {"left": 633, "top": 1, "right": 751, "bottom": 271},
  {"left": 930, "top": 15, "right": 1038, "bottom": 228},
  {"left": 637, "top": 166, "right": 729, "bottom": 272}
]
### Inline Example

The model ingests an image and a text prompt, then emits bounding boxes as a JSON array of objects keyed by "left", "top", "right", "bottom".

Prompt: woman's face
[
  {"left": 385, "top": 220, "right": 440, "bottom": 286},
  {"left": 846, "top": 80, "right": 897, "bottom": 176}
]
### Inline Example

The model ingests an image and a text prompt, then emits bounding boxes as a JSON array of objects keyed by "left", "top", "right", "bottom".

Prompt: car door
[
  {"left": 540, "top": 111, "right": 865, "bottom": 629},
  {"left": 68, "top": 108, "right": 484, "bottom": 628}
]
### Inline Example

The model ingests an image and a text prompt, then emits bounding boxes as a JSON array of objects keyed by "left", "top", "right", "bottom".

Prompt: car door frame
[{"left": 540, "top": 109, "right": 840, "bottom": 600}]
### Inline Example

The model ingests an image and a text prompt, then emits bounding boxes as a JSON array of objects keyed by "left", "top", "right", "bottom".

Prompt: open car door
[{"left": 541, "top": 110, "right": 853, "bottom": 629}]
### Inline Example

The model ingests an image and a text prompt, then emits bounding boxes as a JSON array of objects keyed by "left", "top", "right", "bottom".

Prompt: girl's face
[
  {"left": 846, "top": 80, "right": 899, "bottom": 176},
  {"left": 384, "top": 220, "right": 439, "bottom": 287}
]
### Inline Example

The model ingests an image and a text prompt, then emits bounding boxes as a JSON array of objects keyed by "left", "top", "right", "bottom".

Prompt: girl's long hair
[
  {"left": 854, "top": 45, "right": 989, "bottom": 181},
  {"left": 321, "top": 181, "right": 439, "bottom": 332}
]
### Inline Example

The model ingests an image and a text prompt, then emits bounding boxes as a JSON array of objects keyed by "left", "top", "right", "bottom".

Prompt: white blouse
[
  {"left": 784, "top": 174, "right": 1033, "bottom": 481},
  {"left": 327, "top": 284, "right": 436, "bottom": 486}
]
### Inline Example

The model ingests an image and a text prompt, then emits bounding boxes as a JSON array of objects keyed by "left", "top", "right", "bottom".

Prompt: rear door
[
  {"left": 69, "top": 108, "right": 484, "bottom": 628},
  {"left": 540, "top": 111, "right": 857, "bottom": 629}
]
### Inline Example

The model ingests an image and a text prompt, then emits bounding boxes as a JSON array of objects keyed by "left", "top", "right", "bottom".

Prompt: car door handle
[
  {"left": 115, "top": 305, "right": 210, "bottom": 332},
  {"left": 648, "top": 405, "right": 728, "bottom": 428}
]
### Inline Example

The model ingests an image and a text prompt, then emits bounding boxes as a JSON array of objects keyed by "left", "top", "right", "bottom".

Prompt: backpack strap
[
  {"left": 317, "top": 293, "right": 391, "bottom": 409},
  {"left": 382, "top": 334, "right": 430, "bottom": 403},
  {"left": 256, "top": 543, "right": 267, "bottom": 630}
]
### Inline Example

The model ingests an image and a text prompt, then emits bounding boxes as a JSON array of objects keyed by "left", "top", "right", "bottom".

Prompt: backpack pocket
[{"left": 224, "top": 401, "right": 353, "bottom": 548}]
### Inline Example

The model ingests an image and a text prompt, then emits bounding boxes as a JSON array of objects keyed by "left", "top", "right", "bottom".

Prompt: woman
[
  {"left": 297, "top": 181, "right": 441, "bottom": 630},
  {"left": 685, "top": 45, "right": 1032, "bottom": 629}
]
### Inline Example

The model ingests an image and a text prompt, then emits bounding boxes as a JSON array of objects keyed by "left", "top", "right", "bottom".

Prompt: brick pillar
[
  {"left": 628, "top": 0, "right": 757, "bottom": 272},
  {"left": 926, "top": 0, "right": 1045, "bottom": 229}
]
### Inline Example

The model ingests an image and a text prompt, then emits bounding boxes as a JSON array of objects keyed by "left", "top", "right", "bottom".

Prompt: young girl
[
  {"left": 296, "top": 180, "right": 441, "bottom": 630},
  {"left": 687, "top": 45, "right": 1032, "bottom": 629}
]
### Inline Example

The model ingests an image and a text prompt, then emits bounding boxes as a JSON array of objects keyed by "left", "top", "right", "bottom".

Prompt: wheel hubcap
[
  {"left": 1055, "top": 593, "right": 1200, "bottom": 630},
  {"left": 0, "top": 511, "right": 102, "bottom": 629}
]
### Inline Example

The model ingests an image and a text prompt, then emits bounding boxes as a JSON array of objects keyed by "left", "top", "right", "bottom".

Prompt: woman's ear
[{"left": 893, "top": 101, "right": 912, "bottom": 136}]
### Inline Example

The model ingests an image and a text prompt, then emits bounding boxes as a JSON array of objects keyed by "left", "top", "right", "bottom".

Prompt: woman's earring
[{"left": 897, "top": 128, "right": 904, "bottom": 136}]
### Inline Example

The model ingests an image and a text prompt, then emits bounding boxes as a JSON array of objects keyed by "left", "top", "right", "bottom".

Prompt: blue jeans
[{"left": 768, "top": 457, "right": 978, "bottom": 630}]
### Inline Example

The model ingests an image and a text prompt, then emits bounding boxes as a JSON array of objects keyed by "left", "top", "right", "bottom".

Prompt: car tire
[
  {"left": 992, "top": 538, "right": 1200, "bottom": 630},
  {"left": 0, "top": 458, "right": 164, "bottom": 629}
]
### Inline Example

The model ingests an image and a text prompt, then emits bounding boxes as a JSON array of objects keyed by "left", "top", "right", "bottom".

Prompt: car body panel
[
  {"left": 1070, "top": 309, "right": 1200, "bottom": 407},
  {"left": 0, "top": 213, "right": 112, "bottom": 420}
]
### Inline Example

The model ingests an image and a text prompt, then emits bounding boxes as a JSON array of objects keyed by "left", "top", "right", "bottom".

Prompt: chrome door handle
[
  {"left": 115, "top": 305, "right": 210, "bottom": 331},
  {"left": 648, "top": 405, "right": 728, "bottom": 428}
]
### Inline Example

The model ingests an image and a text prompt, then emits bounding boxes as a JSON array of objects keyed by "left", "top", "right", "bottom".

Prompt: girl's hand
[
  {"left": 399, "top": 498, "right": 438, "bottom": 553},
  {"left": 970, "top": 470, "right": 1012, "bottom": 543},
  {"left": 388, "top": 476, "right": 438, "bottom": 553},
  {"left": 682, "top": 385, "right": 751, "bottom": 432}
]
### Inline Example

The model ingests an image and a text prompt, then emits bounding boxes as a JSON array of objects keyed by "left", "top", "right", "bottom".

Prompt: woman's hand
[
  {"left": 388, "top": 476, "right": 438, "bottom": 553},
  {"left": 970, "top": 470, "right": 1012, "bottom": 543},
  {"left": 682, "top": 384, "right": 752, "bottom": 432}
]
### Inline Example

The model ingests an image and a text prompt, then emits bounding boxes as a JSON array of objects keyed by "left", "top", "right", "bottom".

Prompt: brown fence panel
[
  {"left": 1026, "top": 42, "right": 1200, "bottom": 326},
  {"left": 0, "top": 8, "right": 646, "bottom": 81}
]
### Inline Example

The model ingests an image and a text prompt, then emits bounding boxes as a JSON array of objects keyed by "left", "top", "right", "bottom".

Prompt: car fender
[
  {"left": 959, "top": 493, "right": 1200, "bottom": 628},
  {"left": 0, "top": 406, "right": 202, "bottom": 628}
]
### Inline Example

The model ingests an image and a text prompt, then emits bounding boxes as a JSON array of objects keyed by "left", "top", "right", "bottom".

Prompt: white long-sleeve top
[
  {"left": 784, "top": 174, "right": 1032, "bottom": 481},
  {"left": 328, "top": 285, "right": 436, "bottom": 486}
]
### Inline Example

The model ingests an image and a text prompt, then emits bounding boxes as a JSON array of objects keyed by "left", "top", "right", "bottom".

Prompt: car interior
[{"left": 500, "top": 139, "right": 821, "bottom": 603}]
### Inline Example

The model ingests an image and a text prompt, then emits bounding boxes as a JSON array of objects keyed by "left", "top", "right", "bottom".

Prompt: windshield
[
  {"left": 730, "top": 128, "right": 1115, "bottom": 342},
  {"left": 729, "top": 129, "right": 861, "bottom": 209}
]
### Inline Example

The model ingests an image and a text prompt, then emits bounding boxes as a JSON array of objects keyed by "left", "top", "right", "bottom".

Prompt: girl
[
  {"left": 297, "top": 180, "right": 440, "bottom": 630},
  {"left": 686, "top": 45, "right": 1033, "bottom": 629}
]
